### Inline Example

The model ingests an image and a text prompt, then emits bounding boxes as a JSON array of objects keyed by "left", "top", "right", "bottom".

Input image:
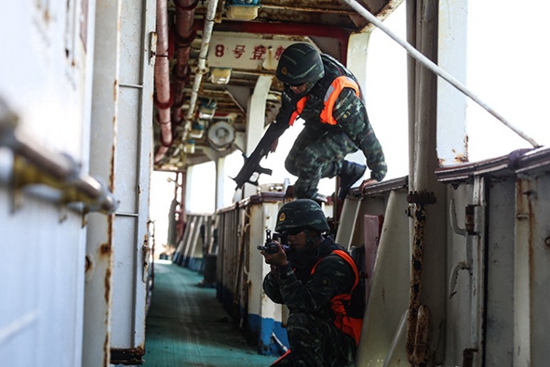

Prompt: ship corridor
[{"left": 142, "top": 260, "right": 274, "bottom": 367}]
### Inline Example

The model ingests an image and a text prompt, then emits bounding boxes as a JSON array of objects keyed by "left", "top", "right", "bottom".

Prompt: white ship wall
[
  {"left": 0, "top": 1, "right": 155, "bottom": 366},
  {"left": 0, "top": 2, "right": 95, "bottom": 367}
]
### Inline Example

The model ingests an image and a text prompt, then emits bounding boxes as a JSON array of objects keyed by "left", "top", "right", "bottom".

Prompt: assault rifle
[
  {"left": 232, "top": 121, "right": 289, "bottom": 189},
  {"left": 257, "top": 229, "right": 289, "bottom": 254}
]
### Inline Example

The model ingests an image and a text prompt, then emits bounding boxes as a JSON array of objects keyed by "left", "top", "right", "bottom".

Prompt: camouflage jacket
[
  {"left": 263, "top": 236, "right": 355, "bottom": 321},
  {"left": 276, "top": 54, "right": 387, "bottom": 181}
]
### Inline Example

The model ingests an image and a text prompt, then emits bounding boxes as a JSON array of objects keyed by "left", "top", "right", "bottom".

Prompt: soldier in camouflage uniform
[
  {"left": 261, "top": 199, "right": 360, "bottom": 366},
  {"left": 273, "top": 42, "right": 387, "bottom": 200}
]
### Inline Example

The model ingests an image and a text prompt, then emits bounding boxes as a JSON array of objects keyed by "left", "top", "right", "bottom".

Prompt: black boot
[{"left": 338, "top": 161, "right": 366, "bottom": 200}]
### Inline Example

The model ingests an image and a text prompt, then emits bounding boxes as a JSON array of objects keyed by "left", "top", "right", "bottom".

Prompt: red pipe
[
  {"left": 154, "top": 0, "right": 197, "bottom": 164},
  {"left": 154, "top": 0, "right": 198, "bottom": 166},
  {"left": 173, "top": 0, "right": 198, "bottom": 109},
  {"left": 154, "top": 0, "right": 173, "bottom": 153}
]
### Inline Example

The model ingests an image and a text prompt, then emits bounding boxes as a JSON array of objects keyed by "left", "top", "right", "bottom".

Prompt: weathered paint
[
  {"left": 110, "top": 347, "right": 145, "bottom": 364},
  {"left": 405, "top": 201, "right": 429, "bottom": 365}
]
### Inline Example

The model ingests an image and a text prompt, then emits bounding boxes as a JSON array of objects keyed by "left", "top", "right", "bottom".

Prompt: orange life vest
[
  {"left": 288, "top": 76, "right": 361, "bottom": 126},
  {"left": 310, "top": 249, "right": 364, "bottom": 345}
]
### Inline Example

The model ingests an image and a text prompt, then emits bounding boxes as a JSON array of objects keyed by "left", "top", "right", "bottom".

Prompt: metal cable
[{"left": 340, "top": 0, "right": 540, "bottom": 148}]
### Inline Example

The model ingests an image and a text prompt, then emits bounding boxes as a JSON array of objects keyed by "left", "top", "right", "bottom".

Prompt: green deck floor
[{"left": 142, "top": 260, "right": 275, "bottom": 367}]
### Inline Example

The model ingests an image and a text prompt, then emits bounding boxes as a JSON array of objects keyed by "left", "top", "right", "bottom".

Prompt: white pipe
[
  {"left": 184, "top": 0, "right": 219, "bottom": 128},
  {"left": 340, "top": 0, "right": 540, "bottom": 148}
]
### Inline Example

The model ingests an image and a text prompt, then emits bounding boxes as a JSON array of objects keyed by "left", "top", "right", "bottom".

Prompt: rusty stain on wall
[
  {"left": 110, "top": 141, "right": 116, "bottom": 191},
  {"left": 104, "top": 265, "right": 112, "bottom": 304},
  {"left": 100, "top": 242, "right": 111, "bottom": 256},
  {"left": 85, "top": 255, "right": 93, "bottom": 274},
  {"left": 104, "top": 334, "right": 110, "bottom": 367},
  {"left": 454, "top": 153, "right": 468, "bottom": 163},
  {"left": 110, "top": 347, "right": 146, "bottom": 365},
  {"left": 113, "top": 79, "right": 119, "bottom": 102}
]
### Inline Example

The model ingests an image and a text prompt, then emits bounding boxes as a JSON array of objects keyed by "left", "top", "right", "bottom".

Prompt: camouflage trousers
[
  {"left": 285, "top": 124, "right": 357, "bottom": 199},
  {"left": 270, "top": 312, "right": 356, "bottom": 367}
]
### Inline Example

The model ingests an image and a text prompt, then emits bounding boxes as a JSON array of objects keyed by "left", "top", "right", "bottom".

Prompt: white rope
[{"left": 340, "top": 0, "right": 540, "bottom": 148}]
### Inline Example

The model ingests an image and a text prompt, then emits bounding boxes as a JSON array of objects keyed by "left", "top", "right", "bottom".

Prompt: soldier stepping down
[{"left": 273, "top": 42, "right": 387, "bottom": 200}]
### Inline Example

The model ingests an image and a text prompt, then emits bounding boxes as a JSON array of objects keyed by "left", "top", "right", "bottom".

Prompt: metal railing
[{"left": 0, "top": 98, "right": 118, "bottom": 215}]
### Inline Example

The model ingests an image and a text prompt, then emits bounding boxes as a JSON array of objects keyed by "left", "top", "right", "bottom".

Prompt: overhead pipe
[
  {"left": 162, "top": 0, "right": 199, "bottom": 166},
  {"left": 155, "top": 0, "right": 206, "bottom": 165},
  {"left": 184, "top": 0, "right": 220, "bottom": 133},
  {"left": 154, "top": 0, "right": 173, "bottom": 164},
  {"left": 340, "top": 0, "right": 540, "bottom": 148},
  {"left": 173, "top": 0, "right": 198, "bottom": 109},
  {"left": 0, "top": 99, "right": 118, "bottom": 214},
  {"left": 154, "top": 144, "right": 169, "bottom": 164}
]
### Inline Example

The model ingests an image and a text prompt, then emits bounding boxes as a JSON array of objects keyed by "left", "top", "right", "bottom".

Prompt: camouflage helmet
[
  {"left": 275, "top": 199, "right": 330, "bottom": 233},
  {"left": 276, "top": 43, "right": 325, "bottom": 85}
]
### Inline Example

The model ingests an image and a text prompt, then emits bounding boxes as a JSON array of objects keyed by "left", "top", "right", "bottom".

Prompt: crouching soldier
[{"left": 260, "top": 199, "right": 363, "bottom": 366}]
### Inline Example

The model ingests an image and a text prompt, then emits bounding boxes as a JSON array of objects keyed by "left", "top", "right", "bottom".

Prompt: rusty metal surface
[
  {"left": 110, "top": 347, "right": 145, "bottom": 365},
  {"left": 512, "top": 175, "right": 550, "bottom": 365},
  {"left": 435, "top": 147, "right": 549, "bottom": 183},
  {"left": 406, "top": 202, "right": 428, "bottom": 364},
  {"left": 514, "top": 146, "right": 550, "bottom": 174},
  {"left": 349, "top": 175, "right": 409, "bottom": 198}
]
